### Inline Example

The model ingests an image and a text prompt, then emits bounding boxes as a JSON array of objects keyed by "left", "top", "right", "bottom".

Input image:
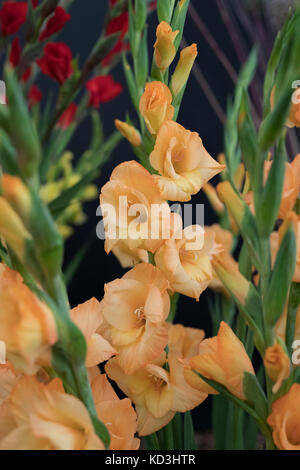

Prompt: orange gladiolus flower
[
  {"left": 99, "top": 160, "right": 174, "bottom": 255},
  {"left": 106, "top": 354, "right": 174, "bottom": 436},
  {"left": 139, "top": 81, "right": 174, "bottom": 135},
  {"left": 204, "top": 224, "right": 237, "bottom": 295},
  {"left": 100, "top": 263, "right": 170, "bottom": 374},
  {"left": 0, "top": 362, "right": 20, "bottom": 405},
  {"left": 275, "top": 304, "right": 300, "bottom": 342},
  {"left": 70, "top": 297, "right": 116, "bottom": 367},
  {"left": 245, "top": 155, "right": 300, "bottom": 220},
  {"left": 106, "top": 323, "right": 210, "bottom": 437},
  {"left": 111, "top": 239, "right": 149, "bottom": 268},
  {"left": 267, "top": 384, "right": 300, "bottom": 450},
  {"left": 270, "top": 212, "right": 300, "bottom": 283},
  {"left": 0, "top": 264, "right": 57, "bottom": 374},
  {"left": 0, "top": 377, "right": 104, "bottom": 450},
  {"left": 154, "top": 21, "right": 179, "bottom": 71},
  {"left": 91, "top": 373, "right": 140, "bottom": 450},
  {"left": 149, "top": 120, "right": 225, "bottom": 201},
  {"left": 264, "top": 344, "right": 291, "bottom": 394},
  {"left": 190, "top": 321, "right": 255, "bottom": 400},
  {"left": 271, "top": 86, "right": 300, "bottom": 128},
  {"left": 168, "top": 324, "right": 216, "bottom": 404},
  {"left": 155, "top": 225, "right": 222, "bottom": 300}
]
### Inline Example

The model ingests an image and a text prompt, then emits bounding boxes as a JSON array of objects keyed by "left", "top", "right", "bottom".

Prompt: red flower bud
[
  {"left": 21, "top": 67, "right": 32, "bottom": 83},
  {"left": 28, "top": 84, "right": 42, "bottom": 108},
  {"left": 106, "top": 11, "right": 128, "bottom": 37},
  {"left": 86, "top": 75, "right": 122, "bottom": 108},
  {"left": 0, "top": 1, "right": 27, "bottom": 36},
  {"left": 37, "top": 42, "right": 73, "bottom": 84},
  {"left": 9, "top": 37, "right": 21, "bottom": 67},
  {"left": 57, "top": 103, "right": 77, "bottom": 129},
  {"left": 39, "top": 6, "right": 71, "bottom": 41}
]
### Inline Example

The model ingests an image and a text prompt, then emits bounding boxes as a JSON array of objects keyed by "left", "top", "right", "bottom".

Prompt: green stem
[
  {"left": 162, "top": 420, "right": 175, "bottom": 450},
  {"left": 167, "top": 292, "right": 179, "bottom": 323},
  {"left": 144, "top": 433, "right": 160, "bottom": 450},
  {"left": 44, "top": 272, "right": 110, "bottom": 448}
]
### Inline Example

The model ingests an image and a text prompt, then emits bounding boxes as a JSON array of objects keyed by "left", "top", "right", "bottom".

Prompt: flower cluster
[{"left": 0, "top": 0, "right": 300, "bottom": 453}]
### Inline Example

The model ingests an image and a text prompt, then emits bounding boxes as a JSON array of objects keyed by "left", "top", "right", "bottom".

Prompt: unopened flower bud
[
  {"left": 154, "top": 21, "right": 179, "bottom": 71},
  {"left": 171, "top": 43, "right": 198, "bottom": 96},
  {"left": 115, "top": 120, "right": 141, "bottom": 147}
]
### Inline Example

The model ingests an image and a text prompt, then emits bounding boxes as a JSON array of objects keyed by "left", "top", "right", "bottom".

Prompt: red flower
[
  {"left": 32, "top": 0, "right": 38, "bottom": 7},
  {"left": 102, "top": 11, "right": 128, "bottom": 67},
  {"left": 21, "top": 66, "right": 32, "bottom": 83},
  {"left": 9, "top": 37, "right": 21, "bottom": 67},
  {"left": 37, "top": 42, "right": 73, "bottom": 84},
  {"left": 149, "top": 1, "right": 157, "bottom": 11},
  {"left": 39, "top": 6, "right": 71, "bottom": 41},
  {"left": 106, "top": 11, "right": 128, "bottom": 37},
  {"left": 0, "top": 1, "right": 27, "bottom": 36},
  {"left": 28, "top": 84, "right": 42, "bottom": 108},
  {"left": 57, "top": 103, "right": 77, "bottom": 129},
  {"left": 86, "top": 75, "right": 122, "bottom": 108}
]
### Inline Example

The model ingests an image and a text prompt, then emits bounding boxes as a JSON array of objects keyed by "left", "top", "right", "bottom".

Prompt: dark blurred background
[{"left": 33, "top": 0, "right": 285, "bottom": 431}]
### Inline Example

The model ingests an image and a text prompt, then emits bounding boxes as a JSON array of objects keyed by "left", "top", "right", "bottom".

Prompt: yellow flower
[
  {"left": 264, "top": 344, "right": 290, "bottom": 394},
  {"left": 155, "top": 225, "right": 221, "bottom": 300},
  {"left": 70, "top": 298, "right": 116, "bottom": 368},
  {"left": 267, "top": 384, "right": 300, "bottom": 450},
  {"left": 99, "top": 160, "right": 173, "bottom": 255},
  {"left": 149, "top": 120, "right": 225, "bottom": 201},
  {"left": 100, "top": 263, "right": 170, "bottom": 374},
  {"left": 0, "top": 376, "right": 104, "bottom": 450},
  {"left": 190, "top": 321, "right": 255, "bottom": 400},
  {"left": 154, "top": 21, "right": 179, "bottom": 71},
  {"left": 0, "top": 264, "right": 57, "bottom": 374},
  {"left": 115, "top": 119, "right": 141, "bottom": 147},
  {"left": 170, "top": 44, "right": 198, "bottom": 96},
  {"left": 139, "top": 81, "right": 174, "bottom": 135},
  {"left": 91, "top": 372, "right": 140, "bottom": 450}
]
